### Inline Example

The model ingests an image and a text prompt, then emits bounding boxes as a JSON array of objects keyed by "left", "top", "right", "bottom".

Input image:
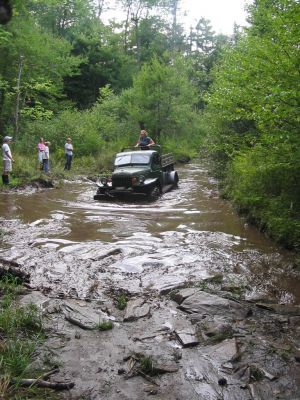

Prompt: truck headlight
[
  {"left": 101, "top": 177, "right": 108, "bottom": 185},
  {"left": 139, "top": 175, "right": 145, "bottom": 184},
  {"left": 132, "top": 176, "right": 138, "bottom": 185}
]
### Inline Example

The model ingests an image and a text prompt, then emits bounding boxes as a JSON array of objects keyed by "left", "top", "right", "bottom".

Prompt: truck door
[
  {"left": 152, "top": 153, "right": 161, "bottom": 171},
  {"left": 151, "top": 153, "right": 162, "bottom": 183}
]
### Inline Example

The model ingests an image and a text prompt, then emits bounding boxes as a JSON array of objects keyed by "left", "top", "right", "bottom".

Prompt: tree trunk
[{"left": 14, "top": 54, "right": 24, "bottom": 140}]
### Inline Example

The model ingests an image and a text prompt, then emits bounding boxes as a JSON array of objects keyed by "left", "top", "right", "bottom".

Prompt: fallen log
[
  {"left": 40, "top": 368, "right": 60, "bottom": 380},
  {"left": 137, "top": 370, "right": 159, "bottom": 386},
  {"left": 152, "top": 364, "right": 179, "bottom": 374},
  {"left": 10, "top": 378, "right": 74, "bottom": 390}
]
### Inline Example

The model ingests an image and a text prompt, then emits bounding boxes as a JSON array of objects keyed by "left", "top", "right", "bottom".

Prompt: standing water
[{"left": 0, "top": 162, "right": 299, "bottom": 303}]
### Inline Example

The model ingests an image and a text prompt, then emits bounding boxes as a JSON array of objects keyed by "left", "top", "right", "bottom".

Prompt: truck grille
[{"left": 112, "top": 175, "right": 131, "bottom": 188}]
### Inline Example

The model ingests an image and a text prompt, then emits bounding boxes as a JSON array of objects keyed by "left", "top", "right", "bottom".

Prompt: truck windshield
[{"left": 115, "top": 153, "right": 150, "bottom": 166}]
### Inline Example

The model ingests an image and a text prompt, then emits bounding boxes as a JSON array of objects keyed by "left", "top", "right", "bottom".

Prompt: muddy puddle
[{"left": 0, "top": 162, "right": 300, "bottom": 399}]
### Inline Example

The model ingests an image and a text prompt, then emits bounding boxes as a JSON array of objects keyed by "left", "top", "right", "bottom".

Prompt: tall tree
[
  {"left": 117, "top": 0, "right": 163, "bottom": 67},
  {"left": 0, "top": 2, "right": 82, "bottom": 133},
  {"left": 122, "top": 56, "right": 199, "bottom": 139},
  {"left": 28, "top": 0, "right": 95, "bottom": 37},
  {"left": 187, "top": 18, "right": 230, "bottom": 109},
  {"left": 64, "top": 21, "right": 136, "bottom": 108}
]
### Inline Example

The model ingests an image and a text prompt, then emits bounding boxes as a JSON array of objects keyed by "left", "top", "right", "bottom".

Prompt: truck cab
[{"left": 94, "top": 145, "right": 178, "bottom": 200}]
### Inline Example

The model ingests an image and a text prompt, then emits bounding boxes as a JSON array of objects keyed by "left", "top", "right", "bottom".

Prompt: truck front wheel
[{"left": 149, "top": 185, "right": 161, "bottom": 201}]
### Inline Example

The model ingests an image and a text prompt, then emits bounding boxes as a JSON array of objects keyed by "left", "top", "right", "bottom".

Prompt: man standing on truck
[{"left": 135, "top": 130, "right": 155, "bottom": 147}]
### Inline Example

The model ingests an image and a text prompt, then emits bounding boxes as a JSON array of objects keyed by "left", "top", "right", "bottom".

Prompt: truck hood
[{"left": 113, "top": 166, "right": 149, "bottom": 176}]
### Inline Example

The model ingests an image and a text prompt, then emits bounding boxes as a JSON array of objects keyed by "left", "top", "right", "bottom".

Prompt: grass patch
[
  {"left": 195, "top": 281, "right": 208, "bottom": 291},
  {"left": 0, "top": 275, "right": 55, "bottom": 399},
  {"left": 95, "top": 320, "right": 113, "bottom": 331},
  {"left": 116, "top": 294, "right": 127, "bottom": 310},
  {"left": 140, "top": 356, "right": 156, "bottom": 376}
]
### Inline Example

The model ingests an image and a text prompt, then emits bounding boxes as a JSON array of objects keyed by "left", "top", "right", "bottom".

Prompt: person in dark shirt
[{"left": 135, "top": 130, "right": 155, "bottom": 147}]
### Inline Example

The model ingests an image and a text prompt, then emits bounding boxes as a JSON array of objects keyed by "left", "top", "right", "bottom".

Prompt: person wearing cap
[
  {"left": 64, "top": 137, "right": 73, "bottom": 171},
  {"left": 42, "top": 141, "right": 50, "bottom": 173},
  {"left": 2, "top": 136, "right": 14, "bottom": 185}
]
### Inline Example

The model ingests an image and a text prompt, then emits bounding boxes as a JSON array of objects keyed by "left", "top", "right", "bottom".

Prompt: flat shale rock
[
  {"left": 248, "top": 382, "right": 277, "bottom": 399},
  {"left": 123, "top": 298, "right": 150, "bottom": 322},
  {"left": 62, "top": 302, "right": 109, "bottom": 330},
  {"left": 175, "top": 325, "right": 199, "bottom": 347},
  {"left": 171, "top": 288, "right": 200, "bottom": 305},
  {"left": 183, "top": 339, "right": 248, "bottom": 400},
  {"left": 177, "top": 289, "right": 245, "bottom": 318}
]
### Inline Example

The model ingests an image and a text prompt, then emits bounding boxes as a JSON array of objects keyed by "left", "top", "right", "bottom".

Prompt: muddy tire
[{"left": 149, "top": 185, "right": 161, "bottom": 201}]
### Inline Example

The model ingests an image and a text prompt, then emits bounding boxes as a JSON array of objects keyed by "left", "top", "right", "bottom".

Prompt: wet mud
[{"left": 0, "top": 163, "right": 300, "bottom": 399}]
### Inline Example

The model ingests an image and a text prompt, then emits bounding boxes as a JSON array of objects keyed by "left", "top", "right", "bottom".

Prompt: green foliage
[
  {"left": 0, "top": 9, "right": 83, "bottom": 133},
  {"left": 64, "top": 23, "right": 135, "bottom": 107},
  {"left": 0, "top": 300, "right": 43, "bottom": 338},
  {"left": 0, "top": 277, "right": 46, "bottom": 399},
  {"left": 204, "top": 0, "right": 300, "bottom": 250},
  {"left": 140, "top": 356, "right": 155, "bottom": 375},
  {"left": 116, "top": 294, "right": 127, "bottom": 310},
  {"left": 121, "top": 55, "right": 202, "bottom": 141},
  {"left": 0, "top": 275, "right": 23, "bottom": 300},
  {"left": 19, "top": 109, "right": 102, "bottom": 156},
  {"left": 95, "top": 320, "right": 113, "bottom": 331},
  {"left": 225, "top": 143, "right": 300, "bottom": 249},
  {"left": 11, "top": 154, "right": 41, "bottom": 181},
  {"left": 29, "top": 0, "right": 96, "bottom": 38},
  {"left": 161, "top": 136, "right": 200, "bottom": 161},
  {"left": 1, "top": 340, "right": 36, "bottom": 377}
]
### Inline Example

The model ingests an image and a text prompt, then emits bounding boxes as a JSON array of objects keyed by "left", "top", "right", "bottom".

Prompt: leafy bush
[{"left": 226, "top": 143, "right": 300, "bottom": 249}]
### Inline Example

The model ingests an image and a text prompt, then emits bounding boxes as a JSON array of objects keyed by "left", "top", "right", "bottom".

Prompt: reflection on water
[{"left": 0, "top": 163, "right": 299, "bottom": 303}]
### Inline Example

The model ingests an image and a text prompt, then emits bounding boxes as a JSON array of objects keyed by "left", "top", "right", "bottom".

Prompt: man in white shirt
[
  {"left": 64, "top": 137, "right": 73, "bottom": 171},
  {"left": 2, "top": 136, "right": 14, "bottom": 185}
]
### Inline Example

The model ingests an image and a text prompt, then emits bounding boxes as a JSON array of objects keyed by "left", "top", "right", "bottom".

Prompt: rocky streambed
[{"left": 0, "top": 164, "right": 300, "bottom": 399}]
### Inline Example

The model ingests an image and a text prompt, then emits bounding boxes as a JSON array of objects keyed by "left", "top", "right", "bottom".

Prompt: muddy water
[
  {"left": 0, "top": 162, "right": 299, "bottom": 304},
  {"left": 1, "top": 162, "right": 300, "bottom": 400}
]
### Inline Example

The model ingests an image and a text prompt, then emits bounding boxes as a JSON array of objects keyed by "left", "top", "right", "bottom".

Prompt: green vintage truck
[{"left": 94, "top": 145, "right": 179, "bottom": 201}]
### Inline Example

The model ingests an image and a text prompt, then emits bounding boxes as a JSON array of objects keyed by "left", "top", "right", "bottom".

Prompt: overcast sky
[
  {"left": 101, "top": 0, "right": 251, "bottom": 35},
  {"left": 179, "top": 0, "right": 251, "bottom": 34}
]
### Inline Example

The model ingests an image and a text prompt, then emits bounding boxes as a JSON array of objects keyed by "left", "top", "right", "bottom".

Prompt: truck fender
[
  {"left": 166, "top": 171, "right": 179, "bottom": 184},
  {"left": 143, "top": 178, "right": 160, "bottom": 187}
]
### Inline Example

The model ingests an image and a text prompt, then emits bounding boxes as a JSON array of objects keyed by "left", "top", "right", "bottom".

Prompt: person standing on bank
[
  {"left": 37, "top": 137, "right": 45, "bottom": 170},
  {"left": 42, "top": 141, "right": 50, "bottom": 173},
  {"left": 135, "top": 130, "right": 155, "bottom": 147},
  {"left": 64, "top": 137, "right": 73, "bottom": 170},
  {"left": 2, "top": 136, "right": 14, "bottom": 185}
]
